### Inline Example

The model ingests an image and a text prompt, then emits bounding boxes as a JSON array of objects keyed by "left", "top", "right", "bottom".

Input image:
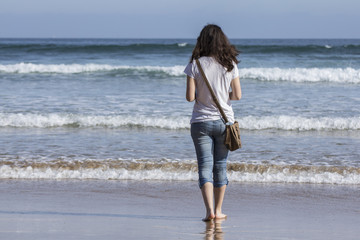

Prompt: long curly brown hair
[{"left": 190, "top": 24, "right": 240, "bottom": 72}]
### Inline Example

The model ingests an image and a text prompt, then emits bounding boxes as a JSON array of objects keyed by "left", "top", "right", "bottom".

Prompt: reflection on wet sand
[{"left": 204, "top": 218, "right": 225, "bottom": 240}]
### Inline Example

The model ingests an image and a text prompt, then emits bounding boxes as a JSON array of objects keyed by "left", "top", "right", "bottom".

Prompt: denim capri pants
[{"left": 191, "top": 119, "right": 229, "bottom": 188}]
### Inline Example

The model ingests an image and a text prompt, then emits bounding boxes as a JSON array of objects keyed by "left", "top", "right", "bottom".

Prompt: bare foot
[
  {"left": 215, "top": 213, "right": 227, "bottom": 219},
  {"left": 202, "top": 213, "right": 215, "bottom": 221}
]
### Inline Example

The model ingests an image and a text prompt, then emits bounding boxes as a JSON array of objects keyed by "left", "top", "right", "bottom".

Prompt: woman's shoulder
[
  {"left": 198, "top": 56, "right": 219, "bottom": 69},
  {"left": 198, "top": 56, "right": 214, "bottom": 63}
]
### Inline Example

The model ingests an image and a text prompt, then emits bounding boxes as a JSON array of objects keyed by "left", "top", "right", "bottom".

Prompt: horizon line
[{"left": 1, "top": 37, "right": 359, "bottom": 40}]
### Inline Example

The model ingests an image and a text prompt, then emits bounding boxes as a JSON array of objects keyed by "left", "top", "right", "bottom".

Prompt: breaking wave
[
  {"left": 0, "top": 63, "right": 185, "bottom": 76},
  {"left": 0, "top": 113, "right": 359, "bottom": 131},
  {"left": 240, "top": 67, "right": 360, "bottom": 84},
  {"left": 1, "top": 63, "right": 359, "bottom": 84},
  {"left": 238, "top": 115, "right": 360, "bottom": 131},
  {"left": 0, "top": 159, "right": 359, "bottom": 184},
  {"left": 0, "top": 113, "right": 189, "bottom": 130}
]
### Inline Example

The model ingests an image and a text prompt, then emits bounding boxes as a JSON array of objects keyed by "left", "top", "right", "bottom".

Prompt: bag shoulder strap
[{"left": 195, "top": 58, "right": 229, "bottom": 123}]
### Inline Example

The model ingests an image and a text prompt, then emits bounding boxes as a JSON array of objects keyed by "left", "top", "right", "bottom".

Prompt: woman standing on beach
[{"left": 184, "top": 24, "right": 241, "bottom": 221}]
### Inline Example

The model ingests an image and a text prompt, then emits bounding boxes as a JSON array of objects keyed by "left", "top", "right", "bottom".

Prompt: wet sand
[{"left": 0, "top": 180, "right": 359, "bottom": 239}]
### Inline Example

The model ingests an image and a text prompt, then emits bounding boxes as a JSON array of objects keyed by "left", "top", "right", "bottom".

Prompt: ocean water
[{"left": 0, "top": 38, "right": 359, "bottom": 184}]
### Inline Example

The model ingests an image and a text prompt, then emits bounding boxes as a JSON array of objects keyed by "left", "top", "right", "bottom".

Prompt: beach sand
[{"left": 0, "top": 180, "right": 359, "bottom": 240}]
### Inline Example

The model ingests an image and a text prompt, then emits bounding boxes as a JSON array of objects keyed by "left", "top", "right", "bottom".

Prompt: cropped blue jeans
[{"left": 191, "top": 119, "right": 229, "bottom": 189}]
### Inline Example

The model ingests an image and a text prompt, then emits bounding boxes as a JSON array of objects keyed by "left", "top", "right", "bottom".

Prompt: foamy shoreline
[{"left": 1, "top": 159, "right": 360, "bottom": 184}]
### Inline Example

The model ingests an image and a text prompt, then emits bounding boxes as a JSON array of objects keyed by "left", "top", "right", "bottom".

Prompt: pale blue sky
[{"left": 1, "top": 0, "right": 359, "bottom": 38}]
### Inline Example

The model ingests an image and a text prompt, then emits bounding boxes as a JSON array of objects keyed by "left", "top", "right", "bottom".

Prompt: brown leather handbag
[{"left": 195, "top": 59, "right": 242, "bottom": 151}]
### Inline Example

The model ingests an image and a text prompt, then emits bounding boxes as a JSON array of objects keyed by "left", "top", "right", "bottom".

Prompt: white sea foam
[
  {"left": 238, "top": 115, "right": 360, "bottom": 131},
  {"left": 0, "top": 165, "right": 198, "bottom": 181},
  {"left": 228, "top": 168, "right": 360, "bottom": 184},
  {"left": 1, "top": 160, "right": 359, "bottom": 184},
  {"left": 0, "top": 113, "right": 190, "bottom": 130},
  {"left": 0, "top": 63, "right": 185, "bottom": 76},
  {"left": 240, "top": 67, "right": 360, "bottom": 83},
  {"left": 177, "top": 42, "right": 188, "bottom": 47},
  {"left": 0, "top": 113, "right": 359, "bottom": 131},
  {"left": 1, "top": 63, "right": 359, "bottom": 83}
]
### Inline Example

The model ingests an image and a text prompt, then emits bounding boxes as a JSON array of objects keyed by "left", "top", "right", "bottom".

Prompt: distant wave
[
  {"left": 1, "top": 113, "right": 359, "bottom": 131},
  {"left": 2, "top": 42, "right": 360, "bottom": 54},
  {"left": 177, "top": 42, "right": 188, "bottom": 47},
  {"left": 1, "top": 159, "right": 359, "bottom": 184},
  {"left": 1, "top": 63, "right": 359, "bottom": 84},
  {"left": 0, "top": 42, "right": 193, "bottom": 53},
  {"left": 237, "top": 44, "right": 360, "bottom": 54}
]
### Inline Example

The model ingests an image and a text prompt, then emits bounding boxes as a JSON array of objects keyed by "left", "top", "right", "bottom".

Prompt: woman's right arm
[
  {"left": 229, "top": 77, "right": 241, "bottom": 100},
  {"left": 186, "top": 76, "right": 196, "bottom": 102}
]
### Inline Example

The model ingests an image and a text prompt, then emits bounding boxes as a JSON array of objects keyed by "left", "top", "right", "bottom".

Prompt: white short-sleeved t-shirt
[{"left": 184, "top": 56, "right": 239, "bottom": 124}]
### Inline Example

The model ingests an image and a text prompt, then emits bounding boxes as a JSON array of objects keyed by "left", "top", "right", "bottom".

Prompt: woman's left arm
[{"left": 186, "top": 76, "right": 196, "bottom": 102}]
